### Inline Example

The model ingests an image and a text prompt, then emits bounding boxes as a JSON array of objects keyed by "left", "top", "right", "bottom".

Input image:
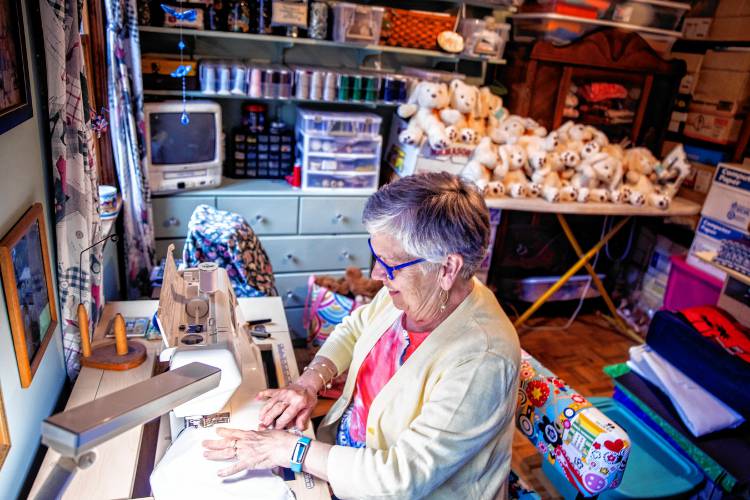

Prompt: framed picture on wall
[
  {"left": 0, "top": 388, "right": 8, "bottom": 470},
  {"left": 0, "top": 203, "right": 58, "bottom": 388},
  {"left": 0, "top": 0, "right": 33, "bottom": 135}
]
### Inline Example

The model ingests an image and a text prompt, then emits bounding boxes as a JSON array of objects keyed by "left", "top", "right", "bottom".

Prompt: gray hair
[{"left": 362, "top": 172, "right": 490, "bottom": 279}]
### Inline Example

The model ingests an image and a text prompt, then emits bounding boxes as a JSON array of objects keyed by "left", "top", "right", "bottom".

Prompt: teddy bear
[
  {"left": 440, "top": 79, "right": 480, "bottom": 144},
  {"left": 483, "top": 87, "right": 508, "bottom": 132},
  {"left": 345, "top": 267, "right": 383, "bottom": 301},
  {"left": 571, "top": 151, "right": 623, "bottom": 203},
  {"left": 460, "top": 136, "right": 498, "bottom": 193},
  {"left": 653, "top": 144, "right": 692, "bottom": 195},
  {"left": 496, "top": 143, "right": 534, "bottom": 197},
  {"left": 528, "top": 148, "right": 578, "bottom": 202},
  {"left": 397, "top": 81, "right": 451, "bottom": 150},
  {"left": 489, "top": 115, "right": 527, "bottom": 145},
  {"left": 615, "top": 147, "right": 671, "bottom": 207}
]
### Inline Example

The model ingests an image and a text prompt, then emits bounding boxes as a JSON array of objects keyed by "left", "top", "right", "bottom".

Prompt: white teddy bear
[
  {"left": 496, "top": 143, "right": 534, "bottom": 198},
  {"left": 528, "top": 148, "right": 578, "bottom": 202},
  {"left": 490, "top": 115, "right": 527, "bottom": 145},
  {"left": 571, "top": 151, "right": 623, "bottom": 203},
  {"left": 397, "top": 81, "right": 451, "bottom": 150},
  {"left": 483, "top": 88, "right": 508, "bottom": 133},
  {"left": 440, "top": 79, "right": 480, "bottom": 144},
  {"left": 460, "top": 137, "right": 498, "bottom": 193}
]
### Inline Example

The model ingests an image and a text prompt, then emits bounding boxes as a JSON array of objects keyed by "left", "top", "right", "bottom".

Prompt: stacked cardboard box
[
  {"left": 684, "top": 50, "right": 750, "bottom": 144},
  {"left": 688, "top": 163, "right": 750, "bottom": 279},
  {"left": 710, "top": 0, "right": 750, "bottom": 40}
]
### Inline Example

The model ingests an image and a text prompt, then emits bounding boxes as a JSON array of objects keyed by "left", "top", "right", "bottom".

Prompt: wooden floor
[
  {"left": 512, "top": 313, "right": 638, "bottom": 498},
  {"left": 294, "top": 312, "right": 636, "bottom": 499}
]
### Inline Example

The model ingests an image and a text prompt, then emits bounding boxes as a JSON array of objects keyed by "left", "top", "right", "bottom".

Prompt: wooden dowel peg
[
  {"left": 114, "top": 313, "right": 128, "bottom": 356},
  {"left": 78, "top": 303, "right": 92, "bottom": 358}
]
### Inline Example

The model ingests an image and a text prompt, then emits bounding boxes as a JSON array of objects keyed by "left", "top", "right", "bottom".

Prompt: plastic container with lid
[
  {"left": 610, "top": 0, "right": 690, "bottom": 31},
  {"left": 297, "top": 109, "right": 382, "bottom": 137},
  {"left": 459, "top": 18, "right": 511, "bottom": 59},
  {"left": 332, "top": 2, "right": 385, "bottom": 44}
]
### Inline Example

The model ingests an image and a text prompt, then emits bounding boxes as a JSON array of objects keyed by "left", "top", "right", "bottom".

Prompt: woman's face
[{"left": 369, "top": 232, "right": 442, "bottom": 321}]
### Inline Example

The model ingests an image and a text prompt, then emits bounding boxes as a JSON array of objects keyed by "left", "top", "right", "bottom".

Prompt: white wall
[{"left": 0, "top": 2, "right": 66, "bottom": 498}]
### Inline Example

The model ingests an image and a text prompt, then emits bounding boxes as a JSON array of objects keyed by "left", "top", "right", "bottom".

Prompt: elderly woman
[{"left": 203, "top": 172, "right": 520, "bottom": 499}]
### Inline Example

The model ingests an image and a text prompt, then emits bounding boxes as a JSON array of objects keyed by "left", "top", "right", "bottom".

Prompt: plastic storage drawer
[
  {"left": 297, "top": 131, "right": 382, "bottom": 156},
  {"left": 297, "top": 108, "right": 382, "bottom": 137}
]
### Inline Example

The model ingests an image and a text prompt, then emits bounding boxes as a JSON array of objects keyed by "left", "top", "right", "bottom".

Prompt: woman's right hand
[{"left": 256, "top": 382, "right": 318, "bottom": 431}]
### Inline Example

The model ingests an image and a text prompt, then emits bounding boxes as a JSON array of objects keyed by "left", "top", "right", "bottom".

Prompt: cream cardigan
[{"left": 316, "top": 278, "right": 520, "bottom": 500}]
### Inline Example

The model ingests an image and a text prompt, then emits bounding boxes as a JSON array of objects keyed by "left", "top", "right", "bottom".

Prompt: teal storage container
[{"left": 542, "top": 397, "right": 704, "bottom": 499}]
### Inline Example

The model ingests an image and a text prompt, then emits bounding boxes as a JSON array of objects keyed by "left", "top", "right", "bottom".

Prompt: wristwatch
[{"left": 290, "top": 436, "right": 312, "bottom": 473}]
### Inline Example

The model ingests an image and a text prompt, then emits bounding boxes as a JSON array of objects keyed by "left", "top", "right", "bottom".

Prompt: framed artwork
[
  {"left": 0, "top": 203, "right": 58, "bottom": 388},
  {"left": 0, "top": 387, "right": 8, "bottom": 470},
  {"left": 0, "top": 0, "right": 33, "bottom": 135}
]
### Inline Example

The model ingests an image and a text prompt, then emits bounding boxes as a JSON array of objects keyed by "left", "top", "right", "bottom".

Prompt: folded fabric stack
[
  {"left": 715, "top": 238, "right": 750, "bottom": 277},
  {"left": 637, "top": 309, "right": 750, "bottom": 436}
]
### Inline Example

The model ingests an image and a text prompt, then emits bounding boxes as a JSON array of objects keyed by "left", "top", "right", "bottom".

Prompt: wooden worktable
[{"left": 29, "top": 298, "right": 329, "bottom": 499}]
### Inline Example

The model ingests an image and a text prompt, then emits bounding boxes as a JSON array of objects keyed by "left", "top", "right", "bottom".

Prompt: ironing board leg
[
  {"left": 555, "top": 214, "right": 641, "bottom": 343},
  {"left": 513, "top": 216, "right": 631, "bottom": 330}
]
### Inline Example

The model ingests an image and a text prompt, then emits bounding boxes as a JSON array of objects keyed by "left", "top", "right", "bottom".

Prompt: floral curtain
[
  {"left": 105, "top": 0, "right": 155, "bottom": 298},
  {"left": 41, "top": 0, "right": 103, "bottom": 378}
]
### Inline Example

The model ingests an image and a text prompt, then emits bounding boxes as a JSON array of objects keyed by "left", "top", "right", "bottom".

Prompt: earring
[{"left": 439, "top": 289, "right": 449, "bottom": 313}]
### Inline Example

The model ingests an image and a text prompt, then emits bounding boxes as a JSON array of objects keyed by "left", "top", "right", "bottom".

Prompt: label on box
[
  {"left": 696, "top": 216, "right": 749, "bottom": 240},
  {"left": 683, "top": 18, "right": 712, "bottom": 39},
  {"left": 713, "top": 164, "right": 750, "bottom": 192}
]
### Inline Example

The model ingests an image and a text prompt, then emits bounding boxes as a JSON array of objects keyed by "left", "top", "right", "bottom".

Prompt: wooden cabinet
[
  {"left": 152, "top": 178, "right": 371, "bottom": 338},
  {"left": 504, "top": 30, "right": 685, "bottom": 150}
]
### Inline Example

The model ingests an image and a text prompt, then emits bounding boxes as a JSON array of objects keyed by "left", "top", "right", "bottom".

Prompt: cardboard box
[
  {"left": 709, "top": 16, "right": 750, "bottom": 41},
  {"left": 701, "top": 163, "right": 750, "bottom": 232},
  {"left": 694, "top": 69, "right": 750, "bottom": 106},
  {"left": 702, "top": 49, "right": 750, "bottom": 72},
  {"left": 683, "top": 17, "right": 712, "bottom": 39},
  {"left": 684, "top": 143, "right": 731, "bottom": 166},
  {"left": 684, "top": 109, "right": 744, "bottom": 144},
  {"left": 715, "top": 0, "right": 750, "bottom": 17},
  {"left": 687, "top": 216, "right": 749, "bottom": 279}
]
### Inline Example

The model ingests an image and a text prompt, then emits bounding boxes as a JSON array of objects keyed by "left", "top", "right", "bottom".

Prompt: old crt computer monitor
[{"left": 145, "top": 101, "right": 222, "bottom": 194}]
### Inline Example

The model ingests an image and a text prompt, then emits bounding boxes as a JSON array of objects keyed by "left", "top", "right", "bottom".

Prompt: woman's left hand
[{"left": 202, "top": 427, "right": 297, "bottom": 477}]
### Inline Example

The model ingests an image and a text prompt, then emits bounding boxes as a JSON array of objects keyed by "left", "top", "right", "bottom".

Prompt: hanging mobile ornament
[{"left": 161, "top": 3, "right": 194, "bottom": 125}]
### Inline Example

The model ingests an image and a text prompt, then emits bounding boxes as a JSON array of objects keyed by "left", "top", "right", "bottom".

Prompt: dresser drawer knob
[
  {"left": 163, "top": 217, "right": 180, "bottom": 228},
  {"left": 333, "top": 213, "right": 346, "bottom": 223},
  {"left": 340, "top": 250, "right": 351, "bottom": 260},
  {"left": 285, "top": 253, "right": 295, "bottom": 261},
  {"left": 285, "top": 291, "right": 295, "bottom": 300},
  {"left": 254, "top": 214, "right": 265, "bottom": 223}
]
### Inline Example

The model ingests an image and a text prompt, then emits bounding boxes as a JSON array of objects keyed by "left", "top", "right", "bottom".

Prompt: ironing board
[{"left": 484, "top": 197, "right": 701, "bottom": 342}]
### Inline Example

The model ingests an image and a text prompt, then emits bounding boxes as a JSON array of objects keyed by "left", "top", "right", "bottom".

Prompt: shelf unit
[
  {"left": 142, "top": 89, "right": 400, "bottom": 109},
  {"left": 510, "top": 13, "right": 684, "bottom": 41},
  {"left": 138, "top": 26, "right": 507, "bottom": 66},
  {"left": 696, "top": 251, "right": 750, "bottom": 286}
]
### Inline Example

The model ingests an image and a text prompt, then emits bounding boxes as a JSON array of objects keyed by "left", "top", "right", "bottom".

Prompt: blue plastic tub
[{"left": 541, "top": 397, "right": 704, "bottom": 499}]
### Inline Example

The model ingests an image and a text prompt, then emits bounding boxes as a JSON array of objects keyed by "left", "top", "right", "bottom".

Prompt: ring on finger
[{"left": 232, "top": 439, "right": 238, "bottom": 459}]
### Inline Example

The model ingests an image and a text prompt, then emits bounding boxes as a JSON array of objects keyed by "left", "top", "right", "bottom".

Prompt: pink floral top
[{"left": 336, "top": 314, "right": 431, "bottom": 447}]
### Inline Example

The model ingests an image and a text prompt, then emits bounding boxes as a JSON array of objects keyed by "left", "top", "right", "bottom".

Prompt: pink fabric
[{"left": 345, "top": 315, "right": 431, "bottom": 443}]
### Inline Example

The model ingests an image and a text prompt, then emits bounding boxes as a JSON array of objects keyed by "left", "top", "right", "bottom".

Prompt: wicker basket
[{"left": 380, "top": 8, "right": 457, "bottom": 50}]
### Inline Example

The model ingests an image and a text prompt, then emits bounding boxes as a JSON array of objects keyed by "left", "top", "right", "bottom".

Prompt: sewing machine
[{"left": 30, "top": 247, "right": 330, "bottom": 499}]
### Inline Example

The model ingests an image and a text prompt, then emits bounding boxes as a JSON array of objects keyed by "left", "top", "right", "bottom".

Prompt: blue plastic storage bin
[{"left": 541, "top": 397, "right": 703, "bottom": 499}]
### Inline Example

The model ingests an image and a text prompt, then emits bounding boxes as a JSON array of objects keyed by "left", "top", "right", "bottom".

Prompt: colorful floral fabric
[
  {"left": 41, "top": 0, "right": 103, "bottom": 378},
  {"left": 183, "top": 204, "right": 276, "bottom": 297},
  {"left": 517, "top": 349, "right": 631, "bottom": 497},
  {"left": 337, "top": 314, "right": 431, "bottom": 447},
  {"left": 105, "top": 0, "right": 156, "bottom": 298},
  {"left": 304, "top": 276, "right": 360, "bottom": 346}
]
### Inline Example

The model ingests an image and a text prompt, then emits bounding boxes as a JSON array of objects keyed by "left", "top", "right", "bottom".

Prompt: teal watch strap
[{"left": 290, "top": 436, "right": 312, "bottom": 473}]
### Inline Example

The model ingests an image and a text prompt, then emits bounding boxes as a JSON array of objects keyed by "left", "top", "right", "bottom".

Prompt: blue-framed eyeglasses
[{"left": 368, "top": 238, "right": 425, "bottom": 280}]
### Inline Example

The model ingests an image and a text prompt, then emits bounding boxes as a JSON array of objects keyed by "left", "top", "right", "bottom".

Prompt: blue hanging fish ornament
[
  {"left": 160, "top": 4, "right": 197, "bottom": 22},
  {"left": 170, "top": 65, "right": 192, "bottom": 78}
]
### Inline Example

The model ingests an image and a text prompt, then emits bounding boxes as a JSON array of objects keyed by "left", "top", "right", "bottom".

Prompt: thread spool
[
  {"left": 351, "top": 74, "right": 363, "bottom": 101},
  {"left": 230, "top": 65, "right": 247, "bottom": 95},
  {"left": 310, "top": 70, "right": 324, "bottom": 100},
  {"left": 114, "top": 313, "right": 128, "bottom": 356},
  {"left": 262, "top": 69, "right": 275, "bottom": 98},
  {"left": 200, "top": 63, "right": 216, "bottom": 94},
  {"left": 217, "top": 64, "right": 231, "bottom": 95},
  {"left": 279, "top": 70, "right": 292, "bottom": 99},
  {"left": 382, "top": 76, "right": 397, "bottom": 102},
  {"left": 78, "top": 303, "right": 92, "bottom": 358},
  {"left": 199, "top": 262, "right": 219, "bottom": 294},
  {"left": 296, "top": 69, "right": 311, "bottom": 99},
  {"left": 323, "top": 72, "right": 337, "bottom": 101},
  {"left": 249, "top": 68, "right": 262, "bottom": 98}
]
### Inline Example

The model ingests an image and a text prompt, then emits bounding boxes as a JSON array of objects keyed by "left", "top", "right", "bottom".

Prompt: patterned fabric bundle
[
  {"left": 183, "top": 205, "right": 276, "bottom": 297},
  {"left": 517, "top": 350, "right": 631, "bottom": 497},
  {"left": 304, "top": 275, "right": 362, "bottom": 346}
]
